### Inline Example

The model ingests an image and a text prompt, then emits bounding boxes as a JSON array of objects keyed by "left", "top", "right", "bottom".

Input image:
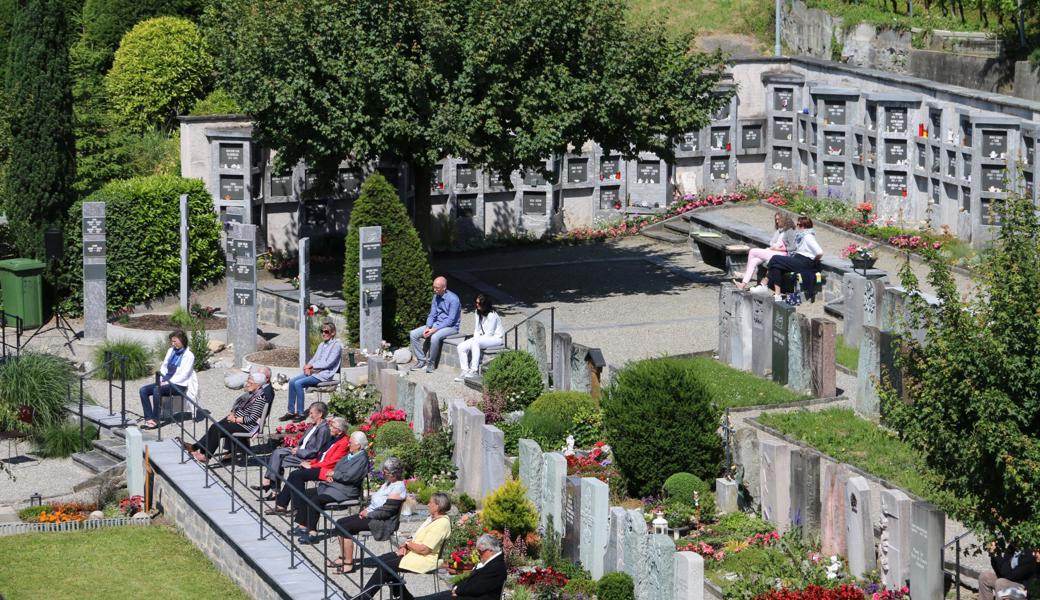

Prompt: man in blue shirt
[{"left": 409, "top": 276, "right": 461, "bottom": 373}]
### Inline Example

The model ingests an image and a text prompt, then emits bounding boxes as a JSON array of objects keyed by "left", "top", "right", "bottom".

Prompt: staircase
[
  {"left": 68, "top": 403, "right": 143, "bottom": 475},
  {"left": 640, "top": 215, "right": 695, "bottom": 245}
]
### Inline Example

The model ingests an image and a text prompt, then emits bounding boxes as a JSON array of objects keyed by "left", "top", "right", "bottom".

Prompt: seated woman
[
  {"left": 139, "top": 330, "right": 197, "bottom": 429},
  {"left": 766, "top": 215, "right": 824, "bottom": 303},
  {"left": 280, "top": 322, "right": 342, "bottom": 422},
  {"left": 293, "top": 429, "right": 371, "bottom": 544},
  {"left": 264, "top": 419, "right": 351, "bottom": 514},
  {"left": 329, "top": 457, "right": 408, "bottom": 573},
  {"left": 735, "top": 212, "right": 796, "bottom": 291},
  {"left": 455, "top": 293, "right": 504, "bottom": 381},
  {"left": 357, "top": 492, "right": 452, "bottom": 600},
  {"left": 184, "top": 371, "right": 266, "bottom": 463}
]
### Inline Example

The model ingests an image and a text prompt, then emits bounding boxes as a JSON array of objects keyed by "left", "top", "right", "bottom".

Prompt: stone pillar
[
  {"left": 125, "top": 426, "right": 144, "bottom": 498},
  {"left": 856, "top": 325, "right": 882, "bottom": 420},
  {"left": 788, "top": 312, "right": 813, "bottom": 395},
  {"left": 845, "top": 475, "right": 876, "bottom": 578},
  {"left": 810, "top": 318, "right": 837, "bottom": 398},
  {"left": 821, "top": 463, "right": 850, "bottom": 557},
  {"left": 674, "top": 551, "right": 705, "bottom": 600},
  {"left": 419, "top": 387, "right": 441, "bottom": 433},
  {"left": 579, "top": 477, "right": 609, "bottom": 579},
  {"left": 298, "top": 237, "right": 310, "bottom": 370},
  {"left": 82, "top": 202, "right": 107, "bottom": 341},
  {"left": 179, "top": 194, "right": 189, "bottom": 311},
  {"left": 359, "top": 226, "right": 383, "bottom": 355},
  {"left": 552, "top": 331, "right": 573, "bottom": 391},
  {"left": 716, "top": 478, "right": 738, "bottom": 514},
  {"left": 759, "top": 440, "right": 792, "bottom": 531},
  {"left": 880, "top": 488, "right": 913, "bottom": 590},
  {"left": 606, "top": 506, "right": 628, "bottom": 574},
  {"left": 750, "top": 288, "right": 775, "bottom": 377},
  {"left": 909, "top": 502, "right": 945, "bottom": 600},
  {"left": 229, "top": 223, "right": 258, "bottom": 368},
  {"left": 563, "top": 476, "right": 582, "bottom": 561}
]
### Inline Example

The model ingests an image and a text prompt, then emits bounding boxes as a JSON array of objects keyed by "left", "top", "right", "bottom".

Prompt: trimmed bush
[
  {"left": 343, "top": 174, "right": 432, "bottom": 346},
  {"left": 61, "top": 176, "right": 223, "bottom": 315},
  {"left": 189, "top": 88, "right": 241, "bottom": 115},
  {"left": 663, "top": 472, "right": 709, "bottom": 503},
  {"left": 92, "top": 339, "right": 153, "bottom": 380},
  {"left": 372, "top": 420, "right": 416, "bottom": 452},
  {"left": 597, "top": 572, "right": 635, "bottom": 600},
  {"left": 105, "top": 16, "right": 212, "bottom": 131},
  {"left": 602, "top": 358, "right": 723, "bottom": 498},
  {"left": 480, "top": 480, "right": 539, "bottom": 537},
  {"left": 483, "top": 350, "right": 544, "bottom": 412},
  {"left": 35, "top": 421, "right": 98, "bottom": 458},
  {"left": 519, "top": 391, "right": 596, "bottom": 448},
  {"left": 562, "top": 578, "right": 597, "bottom": 596},
  {"left": 0, "top": 353, "right": 78, "bottom": 434}
]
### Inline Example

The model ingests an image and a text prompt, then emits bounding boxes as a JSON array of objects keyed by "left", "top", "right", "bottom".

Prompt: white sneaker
[
  {"left": 453, "top": 373, "right": 466, "bottom": 382},
  {"left": 749, "top": 284, "right": 764, "bottom": 292},
  {"left": 774, "top": 294, "right": 783, "bottom": 302}
]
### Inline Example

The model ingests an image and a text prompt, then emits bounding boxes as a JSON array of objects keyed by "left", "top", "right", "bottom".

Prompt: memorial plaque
[
  {"left": 824, "top": 163, "right": 845, "bottom": 186},
  {"left": 303, "top": 202, "right": 325, "bottom": 228},
  {"left": 361, "top": 241, "right": 381, "bottom": 260},
  {"left": 83, "top": 216, "right": 105, "bottom": 235},
  {"left": 220, "top": 175, "right": 245, "bottom": 201},
  {"left": 917, "top": 144, "right": 926, "bottom": 169},
  {"left": 83, "top": 240, "right": 106, "bottom": 258},
  {"left": 713, "top": 100, "right": 730, "bottom": 120},
  {"left": 364, "top": 288, "right": 382, "bottom": 307},
  {"left": 710, "top": 158, "right": 729, "bottom": 180},
  {"left": 676, "top": 132, "right": 699, "bottom": 152},
  {"left": 775, "top": 88, "right": 794, "bottom": 111},
  {"left": 600, "top": 156, "right": 621, "bottom": 180},
  {"left": 600, "top": 187, "right": 620, "bottom": 210},
  {"left": 742, "top": 125, "right": 762, "bottom": 149},
  {"left": 523, "top": 192, "right": 546, "bottom": 215},
  {"left": 982, "top": 130, "right": 1008, "bottom": 158},
  {"left": 568, "top": 158, "right": 588, "bottom": 183},
  {"left": 947, "top": 151, "right": 957, "bottom": 178},
  {"left": 487, "top": 170, "right": 507, "bottom": 188},
  {"left": 982, "top": 166, "right": 1005, "bottom": 191},
  {"left": 219, "top": 143, "right": 244, "bottom": 170},
  {"left": 981, "top": 199, "right": 1002, "bottom": 225},
  {"left": 232, "top": 262, "right": 254, "bottom": 282},
  {"left": 456, "top": 164, "right": 478, "bottom": 190},
  {"left": 637, "top": 161, "right": 660, "bottom": 184},
  {"left": 931, "top": 179, "right": 940, "bottom": 203},
  {"left": 363, "top": 266, "right": 382, "bottom": 284},
  {"left": 232, "top": 239, "right": 253, "bottom": 259},
  {"left": 774, "top": 147, "right": 793, "bottom": 170},
  {"left": 84, "top": 263, "right": 105, "bottom": 280},
  {"left": 233, "top": 287, "right": 254, "bottom": 306},
  {"left": 270, "top": 175, "right": 292, "bottom": 197},
  {"left": 1027, "top": 138, "right": 1035, "bottom": 166},
  {"left": 885, "top": 140, "right": 907, "bottom": 165},
  {"left": 930, "top": 146, "right": 941, "bottom": 173},
  {"left": 523, "top": 167, "right": 546, "bottom": 186},
  {"left": 774, "top": 118, "right": 793, "bottom": 141},
  {"left": 456, "top": 194, "right": 476, "bottom": 218},
  {"left": 885, "top": 108, "right": 907, "bottom": 133},
  {"left": 338, "top": 168, "right": 361, "bottom": 195},
  {"left": 825, "top": 132, "right": 845, "bottom": 156},
  {"left": 885, "top": 172, "right": 907, "bottom": 196},
  {"left": 824, "top": 101, "right": 846, "bottom": 125},
  {"left": 929, "top": 110, "right": 941, "bottom": 133},
  {"left": 221, "top": 209, "right": 244, "bottom": 228},
  {"left": 711, "top": 128, "right": 730, "bottom": 151}
]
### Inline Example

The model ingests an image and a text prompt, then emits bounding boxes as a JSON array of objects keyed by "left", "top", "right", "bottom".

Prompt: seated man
[
  {"left": 280, "top": 322, "right": 342, "bottom": 422},
  {"left": 409, "top": 276, "right": 461, "bottom": 373},
  {"left": 358, "top": 492, "right": 452, "bottom": 600},
  {"left": 453, "top": 533, "right": 506, "bottom": 600},
  {"left": 980, "top": 543, "right": 1039, "bottom": 600},
  {"left": 292, "top": 430, "right": 370, "bottom": 544},
  {"left": 184, "top": 372, "right": 267, "bottom": 463},
  {"left": 252, "top": 401, "right": 330, "bottom": 496}
]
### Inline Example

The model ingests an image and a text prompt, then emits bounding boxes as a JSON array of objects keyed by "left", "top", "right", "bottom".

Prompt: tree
[
  {"left": 204, "top": 0, "right": 728, "bottom": 244},
  {"left": 881, "top": 193, "right": 1040, "bottom": 549},
  {"left": 343, "top": 173, "right": 433, "bottom": 346},
  {"left": 4, "top": 0, "right": 76, "bottom": 261}
]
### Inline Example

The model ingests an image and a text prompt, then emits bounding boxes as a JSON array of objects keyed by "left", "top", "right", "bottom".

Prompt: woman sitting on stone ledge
[
  {"left": 735, "top": 212, "right": 795, "bottom": 291},
  {"left": 766, "top": 215, "right": 824, "bottom": 303}
]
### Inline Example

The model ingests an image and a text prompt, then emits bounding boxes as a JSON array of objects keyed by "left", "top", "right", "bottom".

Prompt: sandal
[
  {"left": 335, "top": 560, "right": 358, "bottom": 575},
  {"left": 264, "top": 506, "right": 289, "bottom": 516}
]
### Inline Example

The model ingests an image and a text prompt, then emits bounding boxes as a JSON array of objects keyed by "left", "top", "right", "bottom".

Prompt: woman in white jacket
[
  {"left": 139, "top": 330, "right": 198, "bottom": 429},
  {"left": 455, "top": 294, "right": 504, "bottom": 381}
]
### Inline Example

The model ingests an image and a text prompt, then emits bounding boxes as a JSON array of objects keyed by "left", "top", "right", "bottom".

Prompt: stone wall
[
  {"left": 908, "top": 49, "right": 1008, "bottom": 92},
  {"left": 1013, "top": 60, "right": 1040, "bottom": 102}
]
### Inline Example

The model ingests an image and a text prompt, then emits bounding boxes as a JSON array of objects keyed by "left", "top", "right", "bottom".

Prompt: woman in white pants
[
  {"left": 455, "top": 294, "right": 504, "bottom": 381},
  {"left": 735, "top": 212, "right": 796, "bottom": 290}
]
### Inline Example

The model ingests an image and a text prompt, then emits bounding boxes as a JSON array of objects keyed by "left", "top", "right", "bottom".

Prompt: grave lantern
[
  {"left": 30, "top": 492, "right": 42, "bottom": 507},
  {"left": 652, "top": 510, "right": 668, "bottom": 535}
]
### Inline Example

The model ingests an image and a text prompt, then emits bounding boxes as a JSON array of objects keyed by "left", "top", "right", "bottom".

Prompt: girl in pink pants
[{"left": 735, "top": 212, "right": 795, "bottom": 290}]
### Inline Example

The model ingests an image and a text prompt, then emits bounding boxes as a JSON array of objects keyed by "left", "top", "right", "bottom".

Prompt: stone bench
[
  {"left": 437, "top": 335, "right": 506, "bottom": 371},
  {"left": 691, "top": 232, "right": 750, "bottom": 278}
]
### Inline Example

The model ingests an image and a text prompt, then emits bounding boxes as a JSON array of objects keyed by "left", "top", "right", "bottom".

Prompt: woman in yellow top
[{"left": 356, "top": 492, "right": 452, "bottom": 600}]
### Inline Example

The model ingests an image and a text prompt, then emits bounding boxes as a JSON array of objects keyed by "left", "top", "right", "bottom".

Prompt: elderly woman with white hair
[
  {"left": 185, "top": 370, "right": 267, "bottom": 463},
  {"left": 293, "top": 428, "right": 371, "bottom": 544},
  {"left": 265, "top": 417, "right": 352, "bottom": 516},
  {"left": 328, "top": 456, "right": 408, "bottom": 573}
]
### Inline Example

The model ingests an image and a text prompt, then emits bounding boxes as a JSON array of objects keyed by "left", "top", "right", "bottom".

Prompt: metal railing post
[
  {"left": 78, "top": 379, "right": 85, "bottom": 452},
  {"left": 105, "top": 351, "right": 114, "bottom": 415},
  {"left": 549, "top": 307, "right": 555, "bottom": 376},
  {"left": 119, "top": 355, "right": 127, "bottom": 427}
]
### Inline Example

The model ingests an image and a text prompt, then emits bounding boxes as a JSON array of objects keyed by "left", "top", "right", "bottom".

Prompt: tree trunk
[
  {"left": 977, "top": 0, "right": 986, "bottom": 26},
  {"left": 412, "top": 163, "right": 433, "bottom": 253}
]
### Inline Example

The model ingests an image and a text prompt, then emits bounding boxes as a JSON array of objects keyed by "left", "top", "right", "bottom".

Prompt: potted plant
[{"left": 840, "top": 242, "right": 878, "bottom": 272}]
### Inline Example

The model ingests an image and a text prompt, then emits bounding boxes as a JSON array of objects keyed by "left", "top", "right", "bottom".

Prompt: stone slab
[
  {"left": 845, "top": 475, "right": 876, "bottom": 577},
  {"left": 579, "top": 477, "right": 609, "bottom": 579},
  {"left": 674, "top": 551, "right": 705, "bottom": 600},
  {"left": 759, "top": 440, "right": 792, "bottom": 531}
]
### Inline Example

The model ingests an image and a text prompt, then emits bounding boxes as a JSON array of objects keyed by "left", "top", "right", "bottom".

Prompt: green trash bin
[{"left": 0, "top": 258, "right": 46, "bottom": 328}]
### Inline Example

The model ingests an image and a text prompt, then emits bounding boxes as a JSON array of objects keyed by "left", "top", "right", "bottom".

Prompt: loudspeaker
[{"left": 44, "top": 228, "right": 63, "bottom": 262}]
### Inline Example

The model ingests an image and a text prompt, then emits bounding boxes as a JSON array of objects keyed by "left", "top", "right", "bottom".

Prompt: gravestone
[
  {"left": 125, "top": 426, "right": 144, "bottom": 498},
  {"left": 519, "top": 439, "right": 543, "bottom": 510},
  {"left": 541, "top": 453, "right": 568, "bottom": 534},
  {"left": 772, "top": 302, "right": 795, "bottom": 385},
  {"left": 563, "top": 477, "right": 583, "bottom": 561},
  {"left": 367, "top": 356, "right": 390, "bottom": 389},
  {"left": 759, "top": 440, "right": 792, "bottom": 531},
  {"left": 735, "top": 428, "right": 760, "bottom": 509},
  {"left": 718, "top": 284, "right": 736, "bottom": 365},
  {"left": 298, "top": 237, "right": 310, "bottom": 369},
  {"left": 459, "top": 407, "right": 485, "bottom": 498},
  {"left": 606, "top": 506, "right": 628, "bottom": 574},
  {"left": 552, "top": 332, "right": 573, "bottom": 391},
  {"left": 222, "top": 205, "right": 245, "bottom": 343},
  {"left": 790, "top": 449, "right": 821, "bottom": 538},
  {"left": 82, "top": 202, "right": 107, "bottom": 341},
  {"left": 411, "top": 383, "right": 428, "bottom": 434},
  {"left": 623, "top": 508, "right": 647, "bottom": 580},
  {"left": 879, "top": 330, "right": 904, "bottom": 403},
  {"left": 480, "top": 425, "right": 506, "bottom": 498},
  {"left": 526, "top": 319, "right": 549, "bottom": 385},
  {"left": 810, "top": 318, "right": 837, "bottom": 398},
  {"left": 821, "top": 463, "right": 850, "bottom": 557},
  {"left": 750, "top": 289, "right": 775, "bottom": 377},
  {"left": 229, "top": 223, "right": 258, "bottom": 368},
  {"left": 856, "top": 326, "right": 882, "bottom": 420},
  {"left": 420, "top": 387, "right": 441, "bottom": 433},
  {"left": 636, "top": 534, "right": 676, "bottom": 600},
  {"left": 843, "top": 272, "right": 885, "bottom": 348},
  {"left": 359, "top": 226, "right": 383, "bottom": 355},
  {"left": 863, "top": 277, "right": 886, "bottom": 330},
  {"left": 379, "top": 369, "right": 401, "bottom": 408},
  {"left": 580, "top": 477, "right": 609, "bottom": 579},
  {"left": 845, "top": 476, "right": 876, "bottom": 577},
  {"left": 879, "top": 488, "right": 913, "bottom": 590},
  {"left": 179, "top": 194, "right": 189, "bottom": 310},
  {"left": 788, "top": 312, "right": 813, "bottom": 395},
  {"left": 397, "top": 377, "right": 415, "bottom": 422},
  {"left": 731, "top": 291, "right": 753, "bottom": 371},
  {"left": 674, "top": 551, "right": 705, "bottom": 600},
  {"left": 716, "top": 478, "right": 738, "bottom": 514},
  {"left": 909, "top": 502, "right": 945, "bottom": 600}
]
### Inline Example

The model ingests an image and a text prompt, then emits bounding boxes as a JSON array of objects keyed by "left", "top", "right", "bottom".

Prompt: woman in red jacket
[{"left": 265, "top": 417, "right": 352, "bottom": 513}]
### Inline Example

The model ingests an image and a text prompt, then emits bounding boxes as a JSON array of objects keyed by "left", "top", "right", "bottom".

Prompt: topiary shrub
[
  {"left": 104, "top": 16, "right": 212, "bottom": 131},
  {"left": 0, "top": 353, "right": 78, "bottom": 435},
  {"left": 597, "top": 571, "right": 635, "bottom": 600},
  {"left": 480, "top": 479, "right": 539, "bottom": 537},
  {"left": 92, "top": 339, "right": 153, "bottom": 380},
  {"left": 602, "top": 358, "right": 723, "bottom": 498},
  {"left": 189, "top": 88, "right": 241, "bottom": 115},
  {"left": 663, "top": 472, "right": 709, "bottom": 503},
  {"left": 61, "top": 175, "right": 223, "bottom": 315},
  {"left": 372, "top": 420, "right": 416, "bottom": 452},
  {"left": 343, "top": 173, "right": 432, "bottom": 346},
  {"left": 483, "top": 350, "right": 544, "bottom": 412},
  {"left": 562, "top": 577, "right": 597, "bottom": 597},
  {"left": 519, "top": 391, "right": 596, "bottom": 449}
]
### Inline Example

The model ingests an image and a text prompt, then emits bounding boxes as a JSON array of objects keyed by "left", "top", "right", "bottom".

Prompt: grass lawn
[
  {"left": 835, "top": 335, "right": 860, "bottom": 371},
  {"left": 0, "top": 526, "right": 249, "bottom": 600},
  {"left": 626, "top": 0, "right": 773, "bottom": 43},
  {"left": 757, "top": 408, "right": 949, "bottom": 507},
  {"left": 685, "top": 356, "right": 810, "bottom": 408}
]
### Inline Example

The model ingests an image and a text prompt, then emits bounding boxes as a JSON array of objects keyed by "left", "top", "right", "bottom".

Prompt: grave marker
[
  {"left": 580, "top": 477, "right": 609, "bottom": 579},
  {"left": 636, "top": 534, "right": 676, "bottom": 600},
  {"left": 788, "top": 312, "right": 813, "bottom": 395},
  {"left": 760, "top": 440, "right": 792, "bottom": 531},
  {"left": 674, "top": 552, "right": 705, "bottom": 600},
  {"left": 563, "top": 476, "right": 583, "bottom": 561},
  {"left": 82, "top": 202, "right": 107, "bottom": 341},
  {"left": 731, "top": 292, "right": 753, "bottom": 371},
  {"left": 718, "top": 284, "right": 736, "bottom": 365},
  {"left": 810, "top": 318, "right": 837, "bottom": 398},
  {"left": 461, "top": 407, "right": 486, "bottom": 498},
  {"left": 772, "top": 302, "right": 795, "bottom": 385},
  {"left": 909, "top": 502, "right": 945, "bottom": 600},
  {"left": 790, "top": 449, "right": 821, "bottom": 538},
  {"left": 821, "top": 463, "right": 850, "bottom": 557},
  {"left": 846, "top": 476, "right": 876, "bottom": 577},
  {"left": 125, "top": 427, "right": 144, "bottom": 498},
  {"left": 229, "top": 223, "right": 257, "bottom": 368},
  {"left": 552, "top": 332, "right": 573, "bottom": 391},
  {"left": 716, "top": 478, "right": 738, "bottom": 514},
  {"left": 880, "top": 488, "right": 913, "bottom": 590},
  {"left": 541, "top": 453, "right": 568, "bottom": 534},
  {"left": 519, "top": 440, "right": 544, "bottom": 512},
  {"left": 359, "top": 226, "right": 383, "bottom": 355},
  {"left": 856, "top": 326, "right": 882, "bottom": 420},
  {"left": 623, "top": 509, "right": 647, "bottom": 580},
  {"left": 480, "top": 425, "right": 506, "bottom": 498},
  {"left": 750, "top": 289, "right": 775, "bottom": 377},
  {"left": 735, "top": 428, "right": 761, "bottom": 509},
  {"left": 526, "top": 318, "right": 549, "bottom": 385},
  {"left": 606, "top": 506, "right": 628, "bottom": 574}
]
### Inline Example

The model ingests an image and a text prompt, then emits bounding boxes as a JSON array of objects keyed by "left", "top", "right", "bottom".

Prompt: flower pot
[{"left": 850, "top": 257, "right": 877, "bottom": 271}]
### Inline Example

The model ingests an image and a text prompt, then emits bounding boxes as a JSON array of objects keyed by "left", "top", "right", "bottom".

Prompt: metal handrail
[
  {"left": 944, "top": 530, "right": 975, "bottom": 600},
  {"left": 157, "top": 389, "right": 407, "bottom": 600},
  {"left": 504, "top": 306, "right": 555, "bottom": 379},
  {"left": 76, "top": 351, "right": 128, "bottom": 452},
  {"left": 0, "top": 311, "right": 23, "bottom": 359}
]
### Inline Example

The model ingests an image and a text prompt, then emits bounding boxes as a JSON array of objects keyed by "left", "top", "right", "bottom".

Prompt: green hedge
[
  {"left": 61, "top": 175, "right": 223, "bottom": 315},
  {"left": 519, "top": 391, "right": 596, "bottom": 448},
  {"left": 343, "top": 173, "right": 432, "bottom": 346},
  {"left": 484, "top": 350, "right": 544, "bottom": 411}
]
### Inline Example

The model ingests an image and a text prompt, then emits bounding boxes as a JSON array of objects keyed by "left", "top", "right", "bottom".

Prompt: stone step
[
  {"left": 641, "top": 228, "right": 688, "bottom": 245},
  {"left": 663, "top": 220, "right": 695, "bottom": 236},
  {"left": 92, "top": 436, "right": 127, "bottom": 461},
  {"left": 71, "top": 449, "right": 122, "bottom": 474}
]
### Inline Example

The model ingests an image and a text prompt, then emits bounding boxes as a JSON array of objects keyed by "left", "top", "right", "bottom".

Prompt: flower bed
[{"left": 556, "top": 192, "right": 751, "bottom": 243}]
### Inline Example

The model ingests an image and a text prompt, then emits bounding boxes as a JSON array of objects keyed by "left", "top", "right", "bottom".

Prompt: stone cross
[
  {"left": 519, "top": 439, "right": 544, "bottom": 510},
  {"left": 674, "top": 551, "right": 705, "bottom": 600},
  {"left": 229, "top": 223, "right": 258, "bottom": 368},
  {"left": 810, "top": 318, "right": 837, "bottom": 398},
  {"left": 909, "top": 501, "right": 945, "bottom": 600},
  {"left": 82, "top": 202, "right": 107, "bottom": 341},
  {"left": 540, "top": 452, "right": 568, "bottom": 534},
  {"left": 856, "top": 325, "right": 882, "bottom": 420},
  {"left": 179, "top": 194, "right": 189, "bottom": 311},
  {"left": 298, "top": 237, "right": 310, "bottom": 369},
  {"left": 359, "top": 226, "right": 383, "bottom": 355},
  {"left": 879, "top": 488, "right": 913, "bottom": 590},
  {"left": 579, "top": 477, "right": 609, "bottom": 579},
  {"left": 845, "top": 475, "right": 876, "bottom": 577},
  {"left": 759, "top": 440, "right": 792, "bottom": 531},
  {"left": 821, "top": 463, "right": 850, "bottom": 557},
  {"left": 750, "top": 288, "right": 775, "bottom": 377}
]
